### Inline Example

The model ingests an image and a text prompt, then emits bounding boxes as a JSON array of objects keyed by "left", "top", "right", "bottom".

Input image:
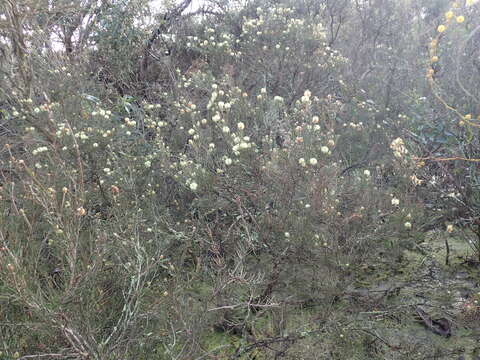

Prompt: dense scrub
[{"left": 0, "top": 0, "right": 479, "bottom": 359}]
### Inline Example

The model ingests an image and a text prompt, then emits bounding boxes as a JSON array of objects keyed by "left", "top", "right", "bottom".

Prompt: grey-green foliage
[{"left": 1, "top": 0, "right": 480, "bottom": 359}]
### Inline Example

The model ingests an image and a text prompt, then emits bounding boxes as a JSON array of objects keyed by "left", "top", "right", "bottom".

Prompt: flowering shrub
[
  {"left": 1, "top": 0, "right": 469, "bottom": 358},
  {"left": 407, "top": 1, "right": 480, "bottom": 258}
]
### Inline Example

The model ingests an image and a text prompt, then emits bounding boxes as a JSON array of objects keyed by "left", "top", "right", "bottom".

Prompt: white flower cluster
[
  {"left": 75, "top": 131, "right": 89, "bottom": 140},
  {"left": 91, "top": 108, "right": 112, "bottom": 119},
  {"left": 390, "top": 138, "right": 408, "bottom": 159},
  {"left": 145, "top": 103, "right": 161, "bottom": 110},
  {"left": 299, "top": 157, "right": 319, "bottom": 167},
  {"left": 32, "top": 146, "right": 49, "bottom": 155},
  {"left": 321, "top": 146, "right": 330, "bottom": 154},
  {"left": 125, "top": 118, "right": 136, "bottom": 127},
  {"left": 55, "top": 123, "right": 71, "bottom": 137},
  {"left": 232, "top": 135, "right": 253, "bottom": 154},
  {"left": 301, "top": 90, "right": 312, "bottom": 104},
  {"left": 312, "top": 23, "right": 327, "bottom": 40}
]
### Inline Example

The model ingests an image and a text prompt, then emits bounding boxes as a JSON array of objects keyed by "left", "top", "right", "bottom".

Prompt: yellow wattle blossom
[
  {"left": 437, "top": 24, "right": 447, "bottom": 33},
  {"left": 431, "top": 56, "right": 439, "bottom": 63},
  {"left": 456, "top": 16, "right": 465, "bottom": 23},
  {"left": 466, "top": 0, "right": 478, "bottom": 6},
  {"left": 445, "top": 11, "right": 454, "bottom": 20},
  {"left": 416, "top": 160, "right": 425, "bottom": 168}
]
